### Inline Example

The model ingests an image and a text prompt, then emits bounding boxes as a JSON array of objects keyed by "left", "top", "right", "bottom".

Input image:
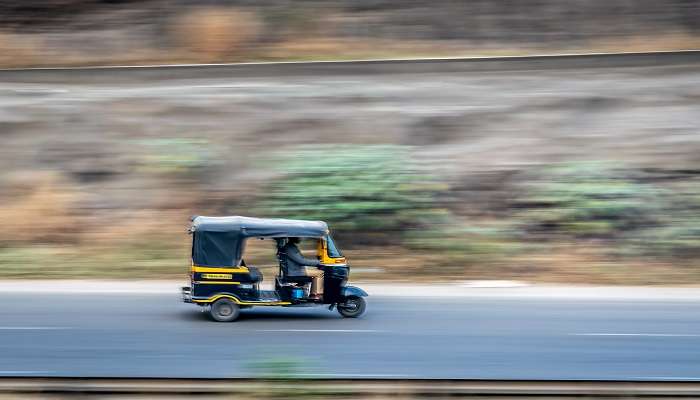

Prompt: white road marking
[
  {"left": 0, "top": 327, "right": 72, "bottom": 330},
  {"left": 0, "top": 371, "right": 52, "bottom": 374},
  {"left": 572, "top": 333, "right": 700, "bottom": 337},
  {"left": 636, "top": 377, "right": 700, "bottom": 381},
  {"left": 290, "top": 373, "right": 410, "bottom": 377},
  {"left": 257, "top": 329, "right": 383, "bottom": 333}
]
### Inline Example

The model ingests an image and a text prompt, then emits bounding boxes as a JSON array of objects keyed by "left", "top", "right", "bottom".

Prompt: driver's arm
[{"left": 287, "top": 246, "right": 321, "bottom": 267}]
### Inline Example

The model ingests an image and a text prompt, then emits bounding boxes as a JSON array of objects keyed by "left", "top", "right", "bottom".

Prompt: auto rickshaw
[{"left": 181, "top": 216, "right": 368, "bottom": 322}]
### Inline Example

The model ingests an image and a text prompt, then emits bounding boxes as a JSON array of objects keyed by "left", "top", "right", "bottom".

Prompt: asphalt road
[{"left": 1, "top": 292, "right": 700, "bottom": 380}]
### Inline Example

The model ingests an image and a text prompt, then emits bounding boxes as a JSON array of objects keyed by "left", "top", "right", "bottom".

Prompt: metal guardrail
[
  {"left": 2, "top": 378, "right": 700, "bottom": 398},
  {"left": 0, "top": 50, "right": 698, "bottom": 83}
]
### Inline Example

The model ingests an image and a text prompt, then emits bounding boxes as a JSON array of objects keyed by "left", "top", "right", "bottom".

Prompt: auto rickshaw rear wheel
[
  {"left": 337, "top": 296, "right": 366, "bottom": 318},
  {"left": 210, "top": 298, "right": 240, "bottom": 322}
]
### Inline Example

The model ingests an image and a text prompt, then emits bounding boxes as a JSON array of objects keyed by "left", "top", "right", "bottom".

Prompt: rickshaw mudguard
[{"left": 341, "top": 286, "right": 368, "bottom": 298}]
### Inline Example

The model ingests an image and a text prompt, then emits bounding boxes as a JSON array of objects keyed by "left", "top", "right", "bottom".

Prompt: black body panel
[
  {"left": 193, "top": 283, "right": 258, "bottom": 301},
  {"left": 323, "top": 265, "right": 349, "bottom": 304}
]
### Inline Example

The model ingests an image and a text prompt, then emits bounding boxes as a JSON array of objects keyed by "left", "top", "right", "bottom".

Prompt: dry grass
[
  {"left": 169, "top": 7, "right": 262, "bottom": 62},
  {"left": 586, "top": 32, "right": 700, "bottom": 54},
  {"left": 0, "top": 175, "right": 192, "bottom": 278},
  {"left": 0, "top": 172, "right": 79, "bottom": 243},
  {"left": 1, "top": 22, "right": 696, "bottom": 68},
  {"left": 0, "top": 32, "right": 45, "bottom": 67},
  {"left": 256, "top": 37, "right": 523, "bottom": 61},
  {"left": 501, "top": 244, "right": 700, "bottom": 285},
  {"left": 2, "top": 193, "right": 700, "bottom": 282}
]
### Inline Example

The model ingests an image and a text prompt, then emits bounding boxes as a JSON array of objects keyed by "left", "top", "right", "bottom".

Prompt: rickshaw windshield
[{"left": 326, "top": 235, "right": 343, "bottom": 258}]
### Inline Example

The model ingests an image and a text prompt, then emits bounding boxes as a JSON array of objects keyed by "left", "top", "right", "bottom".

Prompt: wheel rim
[
  {"left": 217, "top": 303, "right": 233, "bottom": 317},
  {"left": 344, "top": 299, "right": 359, "bottom": 312}
]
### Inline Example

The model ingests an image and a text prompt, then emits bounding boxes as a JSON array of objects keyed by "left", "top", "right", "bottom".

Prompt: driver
[{"left": 279, "top": 237, "right": 324, "bottom": 300}]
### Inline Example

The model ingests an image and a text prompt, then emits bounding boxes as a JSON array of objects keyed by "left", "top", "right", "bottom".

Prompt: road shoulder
[{"left": 3, "top": 280, "right": 700, "bottom": 300}]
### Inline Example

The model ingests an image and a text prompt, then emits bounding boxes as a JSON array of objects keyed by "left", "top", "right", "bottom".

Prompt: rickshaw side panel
[
  {"left": 192, "top": 282, "right": 258, "bottom": 302},
  {"left": 190, "top": 264, "right": 264, "bottom": 301}
]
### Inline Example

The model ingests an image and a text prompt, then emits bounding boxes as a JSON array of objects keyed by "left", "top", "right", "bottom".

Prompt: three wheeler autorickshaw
[{"left": 181, "top": 216, "right": 368, "bottom": 322}]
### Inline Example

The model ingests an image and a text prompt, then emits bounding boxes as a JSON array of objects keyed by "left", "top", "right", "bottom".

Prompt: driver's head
[{"left": 288, "top": 237, "right": 300, "bottom": 245}]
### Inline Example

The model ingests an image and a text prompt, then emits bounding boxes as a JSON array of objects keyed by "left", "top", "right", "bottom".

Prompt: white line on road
[
  {"left": 257, "top": 329, "right": 383, "bottom": 333},
  {"left": 0, "top": 371, "right": 53, "bottom": 374},
  {"left": 636, "top": 377, "right": 700, "bottom": 381},
  {"left": 572, "top": 333, "right": 700, "bottom": 337},
  {"left": 0, "top": 327, "right": 72, "bottom": 330},
  {"left": 289, "top": 373, "right": 410, "bottom": 378}
]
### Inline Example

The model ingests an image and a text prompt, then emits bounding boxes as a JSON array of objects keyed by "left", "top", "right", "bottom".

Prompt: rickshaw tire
[
  {"left": 209, "top": 298, "right": 240, "bottom": 322},
  {"left": 338, "top": 296, "right": 366, "bottom": 318}
]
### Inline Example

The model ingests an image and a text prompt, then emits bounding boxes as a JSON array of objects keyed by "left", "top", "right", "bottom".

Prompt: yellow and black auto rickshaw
[{"left": 181, "top": 216, "right": 368, "bottom": 322}]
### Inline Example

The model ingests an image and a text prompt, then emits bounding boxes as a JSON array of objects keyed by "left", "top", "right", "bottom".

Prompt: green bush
[
  {"left": 520, "top": 163, "right": 663, "bottom": 237},
  {"left": 626, "top": 218, "right": 700, "bottom": 258},
  {"left": 262, "top": 145, "right": 445, "bottom": 232},
  {"left": 135, "top": 138, "right": 214, "bottom": 175},
  {"left": 622, "top": 184, "right": 700, "bottom": 259},
  {"left": 404, "top": 224, "right": 522, "bottom": 270},
  {"left": 519, "top": 163, "right": 700, "bottom": 261}
]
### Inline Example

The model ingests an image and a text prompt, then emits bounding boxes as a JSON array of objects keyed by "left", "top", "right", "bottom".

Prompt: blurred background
[
  {"left": 0, "top": 0, "right": 699, "bottom": 66},
  {"left": 1, "top": 0, "right": 700, "bottom": 283}
]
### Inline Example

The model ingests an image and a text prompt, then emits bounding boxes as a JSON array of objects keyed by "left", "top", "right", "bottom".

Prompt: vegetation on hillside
[{"left": 2, "top": 148, "right": 700, "bottom": 282}]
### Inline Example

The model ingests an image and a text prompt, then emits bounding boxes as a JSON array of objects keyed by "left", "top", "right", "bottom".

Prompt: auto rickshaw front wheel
[
  {"left": 209, "top": 298, "right": 240, "bottom": 322},
  {"left": 337, "top": 296, "right": 366, "bottom": 318}
]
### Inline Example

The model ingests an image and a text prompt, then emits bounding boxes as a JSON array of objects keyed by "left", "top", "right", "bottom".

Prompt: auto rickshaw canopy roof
[{"left": 190, "top": 216, "right": 329, "bottom": 267}]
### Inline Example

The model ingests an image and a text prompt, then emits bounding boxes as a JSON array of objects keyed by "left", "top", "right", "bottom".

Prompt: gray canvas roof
[
  {"left": 190, "top": 216, "right": 329, "bottom": 267},
  {"left": 191, "top": 216, "right": 328, "bottom": 237}
]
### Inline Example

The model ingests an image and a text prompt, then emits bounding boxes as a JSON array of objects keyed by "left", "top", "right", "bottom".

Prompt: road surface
[{"left": 1, "top": 289, "right": 699, "bottom": 380}]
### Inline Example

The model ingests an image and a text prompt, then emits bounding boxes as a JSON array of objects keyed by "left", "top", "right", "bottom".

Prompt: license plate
[{"left": 201, "top": 273, "right": 232, "bottom": 279}]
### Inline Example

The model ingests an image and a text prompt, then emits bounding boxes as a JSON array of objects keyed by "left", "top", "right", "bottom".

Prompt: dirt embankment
[{"left": 1, "top": 62, "right": 700, "bottom": 282}]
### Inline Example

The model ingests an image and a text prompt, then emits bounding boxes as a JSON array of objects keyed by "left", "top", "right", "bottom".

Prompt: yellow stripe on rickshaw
[
  {"left": 191, "top": 266, "right": 249, "bottom": 273},
  {"left": 194, "top": 281, "right": 241, "bottom": 285},
  {"left": 191, "top": 294, "right": 291, "bottom": 306}
]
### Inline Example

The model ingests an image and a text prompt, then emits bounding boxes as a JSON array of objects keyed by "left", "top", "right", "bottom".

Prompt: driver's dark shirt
[{"left": 279, "top": 243, "right": 321, "bottom": 276}]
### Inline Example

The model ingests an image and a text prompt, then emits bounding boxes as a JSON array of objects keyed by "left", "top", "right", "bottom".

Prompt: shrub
[
  {"left": 262, "top": 145, "right": 445, "bottom": 233},
  {"left": 519, "top": 163, "right": 663, "bottom": 238},
  {"left": 404, "top": 224, "right": 522, "bottom": 272},
  {"left": 627, "top": 218, "right": 700, "bottom": 259},
  {"left": 135, "top": 138, "right": 214, "bottom": 175},
  {"left": 621, "top": 183, "right": 700, "bottom": 259}
]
